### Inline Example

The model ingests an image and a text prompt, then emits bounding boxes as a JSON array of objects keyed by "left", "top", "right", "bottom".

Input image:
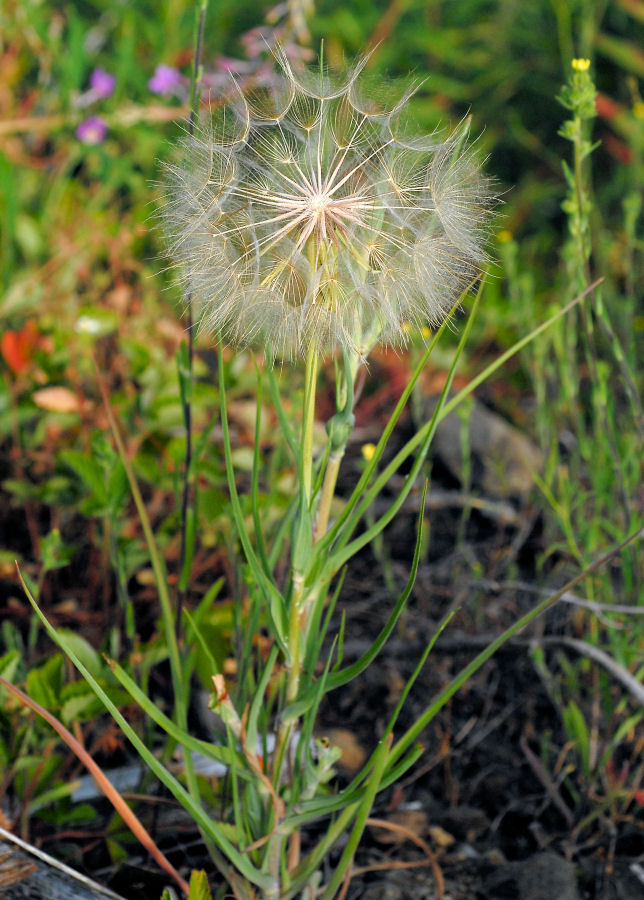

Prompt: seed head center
[{"left": 308, "top": 192, "right": 331, "bottom": 216}]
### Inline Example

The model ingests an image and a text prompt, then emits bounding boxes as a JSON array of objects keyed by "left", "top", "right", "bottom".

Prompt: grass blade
[
  {"left": 386, "top": 524, "right": 642, "bottom": 774},
  {"left": 18, "top": 567, "right": 273, "bottom": 892},
  {"left": 282, "top": 485, "right": 426, "bottom": 720},
  {"left": 0, "top": 674, "right": 190, "bottom": 896},
  {"left": 218, "top": 344, "right": 288, "bottom": 650},
  {"left": 319, "top": 733, "right": 392, "bottom": 900}
]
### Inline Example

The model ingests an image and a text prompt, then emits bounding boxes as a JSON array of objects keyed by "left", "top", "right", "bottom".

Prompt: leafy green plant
[
  {"left": 500, "top": 52, "right": 644, "bottom": 841},
  {"left": 1, "top": 2, "right": 643, "bottom": 899},
  {"left": 18, "top": 39, "right": 633, "bottom": 891}
]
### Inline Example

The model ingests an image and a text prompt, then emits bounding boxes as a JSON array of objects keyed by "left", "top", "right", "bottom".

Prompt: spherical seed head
[{"left": 161, "top": 51, "right": 493, "bottom": 359}]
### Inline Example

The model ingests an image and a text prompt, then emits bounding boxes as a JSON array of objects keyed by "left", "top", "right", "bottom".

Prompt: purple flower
[
  {"left": 89, "top": 67, "right": 116, "bottom": 99},
  {"left": 76, "top": 116, "right": 107, "bottom": 145},
  {"left": 148, "top": 64, "right": 182, "bottom": 96}
]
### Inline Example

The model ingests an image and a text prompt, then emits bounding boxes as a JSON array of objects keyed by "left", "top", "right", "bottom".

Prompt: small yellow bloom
[
  {"left": 572, "top": 58, "right": 591, "bottom": 72},
  {"left": 420, "top": 325, "right": 432, "bottom": 339},
  {"left": 633, "top": 101, "right": 644, "bottom": 120},
  {"left": 361, "top": 443, "right": 377, "bottom": 462},
  {"left": 497, "top": 229, "right": 513, "bottom": 243}
]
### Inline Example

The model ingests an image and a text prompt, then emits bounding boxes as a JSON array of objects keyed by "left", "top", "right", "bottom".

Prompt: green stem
[
  {"left": 572, "top": 114, "right": 591, "bottom": 289},
  {"left": 176, "top": 0, "right": 209, "bottom": 638},
  {"left": 314, "top": 348, "right": 360, "bottom": 541},
  {"left": 267, "top": 341, "right": 319, "bottom": 887},
  {"left": 314, "top": 451, "right": 342, "bottom": 541},
  {"left": 301, "top": 340, "right": 318, "bottom": 506},
  {"left": 289, "top": 339, "right": 319, "bottom": 697}
]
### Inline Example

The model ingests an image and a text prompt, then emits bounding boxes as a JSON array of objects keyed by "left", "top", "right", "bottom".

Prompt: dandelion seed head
[{"left": 161, "top": 50, "right": 494, "bottom": 359}]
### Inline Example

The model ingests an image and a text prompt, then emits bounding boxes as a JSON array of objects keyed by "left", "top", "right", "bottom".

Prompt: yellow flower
[
  {"left": 496, "top": 229, "right": 513, "bottom": 243},
  {"left": 572, "top": 58, "right": 591, "bottom": 72},
  {"left": 162, "top": 49, "right": 493, "bottom": 358},
  {"left": 361, "top": 443, "right": 377, "bottom": 461}
]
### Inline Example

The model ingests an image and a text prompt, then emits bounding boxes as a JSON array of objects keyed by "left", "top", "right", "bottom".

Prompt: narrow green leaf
[
  {"left": 55, "top": 630, "right": 102, "bottom": 679},
  {"left": 268, "top": 494, "right": 298, "bottom": 570},
  {"left": 178, "top": 503, "right": 198, "bottom": 592},
  {"left": 284, "top": 483, "right": 427, "bottom": 722},
  {"left": 251, "top": 360, "right": 271, "bottom": 578},
  {"left": 27, "top": 779, "right": 78, "bottom": 812},
  {"left": 563, "top": 700, "right": 590, "bottom": 774},
  {"left": 303, "top": 567, "right": 346, "bottom": 676},
  {"left": 182, "top": 606, "right": 222, "bottom": 685},
  {"left": 386, "top": 524, "right": 640, "bottom": 775},
  {"left": 19, "top": 572, "right": 271, "bottom": 890},
  {"left": 98, "top": 376, "right": 187, "bottom": 734},
  {"left": 383, "top": 608, "right": 457, "bottom": 742},
  {"left": 107, "top": 658, "right": 249, "bottom": 774},
  {"left": 0, "top": 650, "right": 21, "bottom": 681},
  {"left": 326, "top": 283, "right": 483, "bottom": 573},
  {"left": 59, "top": 450, "right": 107, "bottom": 505},
  {"left": 320, "top": 733, "right": 391, "bottom": 900},
  {"left": 245, "top": 644, "right": 279, "bottom": 755},
  {"left": 285, "top": 802, "right": 358, "bottom": 898},
  {"left": 368, "top": 282, "right": 602, "bottom": 537},
  {"left": 598, "top": 711, "right": 643, "bottom": 771},
  {"left": 218, "top": 344, "right": 288, "bottom": 650},
  {"left": 311, "top": 299, "right": 455, "bottom": 565},
  {"left": 291, "top": 636, "right": 340, "bottom": 800},
  {"left": 266, "top": 358, "right": 298, "bottom": 463},
  {"left": 184, "top": 577, "right": 225, "bottom": 636}
]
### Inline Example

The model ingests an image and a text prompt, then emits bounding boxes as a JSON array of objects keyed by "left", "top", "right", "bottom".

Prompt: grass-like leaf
[
  {"left": 385, "top": 524, "right": 642, "bottom": 774},
  {"left": 283, "top": 482, "right": 428, "bottom": 721},
  {"left": 18, "top": 568, "right": 274, "bottom": 892},
  {"left": 218, "top": 344, "right": 288, "bottom": 651}
]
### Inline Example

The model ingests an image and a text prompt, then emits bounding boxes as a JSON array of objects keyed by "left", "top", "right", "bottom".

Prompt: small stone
[
  {"left": 428, "top": 396, "right": 543, "bottom": 498},
  {"left": 484, "top": 851, "right": 580, "bottom": 900}
]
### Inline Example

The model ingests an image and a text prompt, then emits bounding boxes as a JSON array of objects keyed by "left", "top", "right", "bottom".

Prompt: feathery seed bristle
[{"left": 160, "top": 50, "right": 494, "bottom": 359}]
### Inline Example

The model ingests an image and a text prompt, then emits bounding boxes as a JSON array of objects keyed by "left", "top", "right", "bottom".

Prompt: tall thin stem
[
  {"left": 300, "top": 340, "right": 318, "bottom": 507},
  {"left": 176, "top": 0, "right": 209, "bottom": 639},
  {"left": 288, "top": 339, "right": 318, "bottom": 702},
  {"left": 315, "top": 348, "right": 361, "bottom": 541},
  {"left": 267, "top": 341, "right": 319, "bottom": 890},
  {"left": 314, "top": 452, "right": 342, "bottom": 542}
]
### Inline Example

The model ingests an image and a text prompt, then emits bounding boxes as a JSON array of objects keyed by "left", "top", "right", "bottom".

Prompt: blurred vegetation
[{"left": 0, "top": 0, "right": 642, "bottom": 886}]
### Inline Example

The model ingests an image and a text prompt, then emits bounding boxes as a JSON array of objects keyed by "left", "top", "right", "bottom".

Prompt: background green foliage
[{"left": 0, "top": 0, "right": 641, "bottom": 876}]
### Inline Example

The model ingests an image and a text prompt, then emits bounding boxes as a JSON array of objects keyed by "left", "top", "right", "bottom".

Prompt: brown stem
[{"left": 0, "top": 676, "right": 190, "bottom": 896}]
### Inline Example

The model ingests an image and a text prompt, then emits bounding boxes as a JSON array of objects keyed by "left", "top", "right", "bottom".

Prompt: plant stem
[
  {"left": 267, "top": 341, "right": 320, "bottom": 886},
  {"left": 176, "top": 0, "right": 209, "bottom": 639},
  {"left": 288, "top": 338, "right": 319, "bottom": 701},
  {"left": 301, "top": 340, "right": 318, "bottom": 506},
  {"left": 314, "top": 451, "right": 342, "bottom": 541},
  {"left": 314, "top": 348, "right": 360, "bottom": 542}
]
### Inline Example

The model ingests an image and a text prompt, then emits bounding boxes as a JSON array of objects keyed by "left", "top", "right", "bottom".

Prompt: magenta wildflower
[
  {"left": 148, "top": 64, "right": 182, "bottom": 96},
  {"left": 89, "top": 67, "right": 116, "bottom": 99},
  {"left": 76, "top": 116, "right": 107, "bottom": 145}
]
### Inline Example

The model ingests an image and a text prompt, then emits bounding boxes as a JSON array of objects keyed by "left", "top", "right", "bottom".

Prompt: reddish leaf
[{"left": 1, "top": 320, "right": 39, "bottom": 374}]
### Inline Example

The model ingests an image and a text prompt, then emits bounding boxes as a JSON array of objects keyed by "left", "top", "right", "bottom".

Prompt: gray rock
[
  {"left": 429, "top": 396, "right": 543, "bottom": 498},
  {"left": 484, "top": 851, "right": 580, "bottom": 900}
]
